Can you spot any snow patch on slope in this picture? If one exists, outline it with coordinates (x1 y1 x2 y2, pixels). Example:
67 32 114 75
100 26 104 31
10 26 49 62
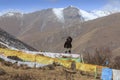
21 50 80 58
52 8 64 23
0 55 48 68
0 41 23 51
0 42 9 48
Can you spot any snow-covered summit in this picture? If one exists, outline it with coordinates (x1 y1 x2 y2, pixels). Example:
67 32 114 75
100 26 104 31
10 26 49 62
79 9 97 21
0 10 23 17
52 6 120 21
2 12 23 17
79 9 120 21
91 10 111 17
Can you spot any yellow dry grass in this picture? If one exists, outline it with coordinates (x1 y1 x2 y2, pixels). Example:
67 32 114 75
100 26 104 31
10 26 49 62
0 61 100 80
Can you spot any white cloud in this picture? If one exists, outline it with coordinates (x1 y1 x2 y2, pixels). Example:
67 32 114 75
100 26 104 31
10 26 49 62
102 0 120 11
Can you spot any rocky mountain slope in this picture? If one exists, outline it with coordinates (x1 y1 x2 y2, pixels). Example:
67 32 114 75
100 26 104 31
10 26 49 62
18 13 120 54
0 28 37 51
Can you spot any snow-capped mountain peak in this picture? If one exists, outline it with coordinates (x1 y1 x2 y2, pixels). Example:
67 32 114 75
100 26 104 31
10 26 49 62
91 10 111 17
3 12 23 17
79 9 120 21
0 10 23 17
52 6 120 21
79 9 97 21
5 12 15 16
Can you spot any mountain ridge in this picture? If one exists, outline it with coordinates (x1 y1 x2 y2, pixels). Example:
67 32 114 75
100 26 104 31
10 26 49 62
0 6 120 21
1 6 120 21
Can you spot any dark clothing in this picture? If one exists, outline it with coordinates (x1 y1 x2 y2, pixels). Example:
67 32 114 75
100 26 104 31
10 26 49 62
64 36 72 48
64 36 72 53
64 41 72 48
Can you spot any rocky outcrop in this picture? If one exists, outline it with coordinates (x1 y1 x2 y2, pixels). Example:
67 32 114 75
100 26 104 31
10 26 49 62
0 28 37 51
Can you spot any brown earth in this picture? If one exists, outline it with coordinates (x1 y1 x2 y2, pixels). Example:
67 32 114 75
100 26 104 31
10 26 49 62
0 61 100 80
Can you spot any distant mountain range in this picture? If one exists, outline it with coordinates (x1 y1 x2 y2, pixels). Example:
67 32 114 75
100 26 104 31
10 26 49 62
0 6 120 54
0 6 119 37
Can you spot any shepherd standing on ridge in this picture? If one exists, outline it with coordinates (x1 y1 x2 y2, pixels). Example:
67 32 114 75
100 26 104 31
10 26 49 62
64 36 72 53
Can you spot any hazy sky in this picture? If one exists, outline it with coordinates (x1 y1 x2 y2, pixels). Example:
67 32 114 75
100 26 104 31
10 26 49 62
0 0 120 12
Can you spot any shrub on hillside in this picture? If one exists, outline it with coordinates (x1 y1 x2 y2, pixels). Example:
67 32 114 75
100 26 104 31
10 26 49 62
0 68 6 75
83 47 112 66
10 74 35 80
112 56 120 69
